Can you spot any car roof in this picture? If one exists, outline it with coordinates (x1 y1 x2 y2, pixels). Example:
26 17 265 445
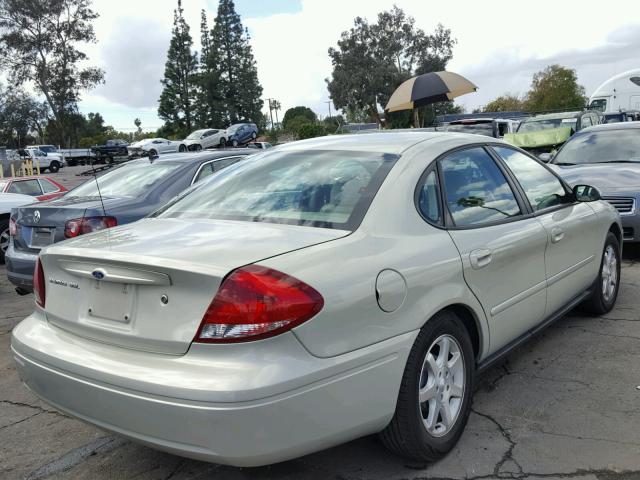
273 131 498 155
5 175 56 181
577 121 640 134
524 111 582 121
129 149 255 165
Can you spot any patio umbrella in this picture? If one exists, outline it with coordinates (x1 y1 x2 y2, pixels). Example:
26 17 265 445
385 71 477 112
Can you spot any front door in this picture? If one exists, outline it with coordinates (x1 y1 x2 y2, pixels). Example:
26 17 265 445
492 146 599 315
439 147 548 354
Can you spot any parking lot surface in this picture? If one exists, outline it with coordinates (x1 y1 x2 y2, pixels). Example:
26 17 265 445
1 169 639 479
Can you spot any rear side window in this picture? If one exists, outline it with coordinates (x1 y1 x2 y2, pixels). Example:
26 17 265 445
417 170 441 224
39 179 60 193
157 150 398 231
493 146 570 212
440 148 521 227
194 163 215 183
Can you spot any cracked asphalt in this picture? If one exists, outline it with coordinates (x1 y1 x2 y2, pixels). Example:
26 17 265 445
1 171 639 478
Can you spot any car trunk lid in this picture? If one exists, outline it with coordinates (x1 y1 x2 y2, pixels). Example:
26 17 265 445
40 218 348 355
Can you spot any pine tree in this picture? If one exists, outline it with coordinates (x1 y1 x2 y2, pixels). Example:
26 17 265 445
158 0 198 138
205 0 263 125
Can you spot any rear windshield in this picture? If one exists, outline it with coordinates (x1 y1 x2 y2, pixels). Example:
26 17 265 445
553 129 640 165
518 118 577 132
444 123 493 136
68 161 182 198
155 150 398 230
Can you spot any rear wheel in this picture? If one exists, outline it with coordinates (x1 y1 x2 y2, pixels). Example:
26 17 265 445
0 218 10 264
251 132 257 140
380 310 474 462
49 161 60 173
219 138 227 148
582 232 621 315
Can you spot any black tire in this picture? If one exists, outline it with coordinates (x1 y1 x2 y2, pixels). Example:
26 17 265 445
232 139 239 147
149 149 158 158
48 161 60 173
179 144 187 152
194 144 202 152
0 218 9 264
219 138 227 148
106 156 114 164
380 310 475 462
251 132 257 140
582 231 621 315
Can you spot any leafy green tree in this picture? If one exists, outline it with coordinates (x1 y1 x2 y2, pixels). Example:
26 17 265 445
0 0 104 146
326 6 455 126
158 0 198 138
483 94 525 112
194 9 225 128
202 0 263 125
297 123 328 140
323 115 345 131
524 65 587 112
0 84 49 147
282 106 317 130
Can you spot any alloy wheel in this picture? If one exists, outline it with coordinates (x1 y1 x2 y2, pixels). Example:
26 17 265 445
0 227 9 255
418 334 465 437
601 244 618 302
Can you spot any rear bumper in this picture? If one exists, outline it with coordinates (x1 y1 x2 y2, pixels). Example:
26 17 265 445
12 313 415 466
5 243 36 291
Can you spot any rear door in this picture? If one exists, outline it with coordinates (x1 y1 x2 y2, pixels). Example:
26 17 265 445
441 146 548 354
492 146 600 315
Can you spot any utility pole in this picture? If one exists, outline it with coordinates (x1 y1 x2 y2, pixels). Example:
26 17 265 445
325 100 332 121
266 98 275 132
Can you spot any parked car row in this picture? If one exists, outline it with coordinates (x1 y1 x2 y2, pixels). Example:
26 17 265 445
8 131 622 468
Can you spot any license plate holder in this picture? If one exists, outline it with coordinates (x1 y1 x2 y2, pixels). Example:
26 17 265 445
88 281 135 323
30 228 54 248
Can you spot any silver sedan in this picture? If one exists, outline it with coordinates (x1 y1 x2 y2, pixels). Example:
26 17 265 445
11 132 621 466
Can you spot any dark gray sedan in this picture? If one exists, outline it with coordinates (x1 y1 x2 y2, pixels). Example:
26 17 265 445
549 122 640 242
6 149 252 292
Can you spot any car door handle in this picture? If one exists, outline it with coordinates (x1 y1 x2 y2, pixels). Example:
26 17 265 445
551 227 565 244
469 249 493 269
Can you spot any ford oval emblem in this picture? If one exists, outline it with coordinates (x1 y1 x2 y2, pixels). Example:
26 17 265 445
34 210 40 223
92 270 105 280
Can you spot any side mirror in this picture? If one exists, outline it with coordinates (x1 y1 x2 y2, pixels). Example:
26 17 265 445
538 152 552 163
573 184 601 202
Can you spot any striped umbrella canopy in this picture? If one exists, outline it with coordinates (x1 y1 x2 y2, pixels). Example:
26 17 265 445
385 71 477 112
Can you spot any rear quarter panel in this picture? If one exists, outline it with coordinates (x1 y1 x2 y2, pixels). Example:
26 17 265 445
262 138 489 360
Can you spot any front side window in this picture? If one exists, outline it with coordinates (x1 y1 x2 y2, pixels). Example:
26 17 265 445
440 148 521 227
194 163 215 183
589 98 607 112
581 115 592 129
8 179 42 196
494 146 570 212
156 150 398 230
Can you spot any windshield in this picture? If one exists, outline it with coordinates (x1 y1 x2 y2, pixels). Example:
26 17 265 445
186 130 205 140
39 146 57 153
155 149 398 230
589 99 607 112
227 125 242 133
68 161 182 198
553 129 640 165
444 123 493 136
518 118 577 132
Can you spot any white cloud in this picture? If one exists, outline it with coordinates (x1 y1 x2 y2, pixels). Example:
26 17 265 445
77 0 640 129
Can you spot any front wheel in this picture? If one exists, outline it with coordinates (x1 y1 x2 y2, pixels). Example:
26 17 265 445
380 310 475 462
251 132 257 140
231 139 239 147
148 149 158 158
48 161 60 173
582 232 621 315
0 218 9 263
179 144 187 152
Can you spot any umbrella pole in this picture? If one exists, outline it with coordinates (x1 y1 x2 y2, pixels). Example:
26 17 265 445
413 108 420 128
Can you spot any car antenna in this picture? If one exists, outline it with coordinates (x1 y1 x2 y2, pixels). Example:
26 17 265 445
89 151 107 217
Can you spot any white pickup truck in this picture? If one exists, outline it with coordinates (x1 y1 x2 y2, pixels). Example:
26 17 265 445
27 144 95 166
19 148 64 173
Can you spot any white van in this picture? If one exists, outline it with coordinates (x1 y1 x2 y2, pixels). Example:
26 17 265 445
589 68 640 113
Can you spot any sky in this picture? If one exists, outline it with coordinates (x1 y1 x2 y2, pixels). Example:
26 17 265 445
77 0 640 131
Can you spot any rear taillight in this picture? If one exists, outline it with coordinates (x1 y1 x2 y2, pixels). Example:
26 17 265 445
9 217 16 236
64 216 117 238
194 265 324 343
34 258 46 308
